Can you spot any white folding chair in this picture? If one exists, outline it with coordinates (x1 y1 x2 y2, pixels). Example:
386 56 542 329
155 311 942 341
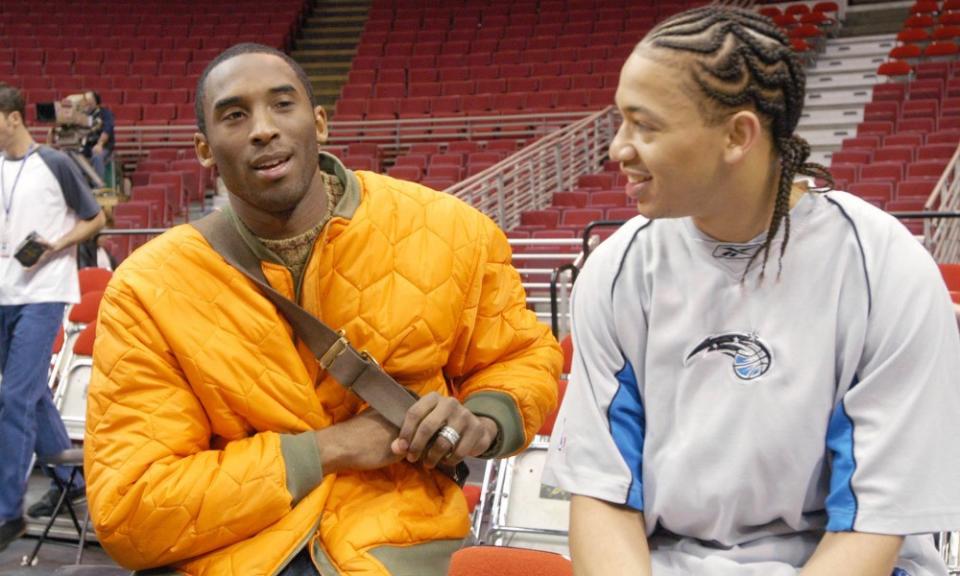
474 380 570 555
940 531 959 575
57 320 97 441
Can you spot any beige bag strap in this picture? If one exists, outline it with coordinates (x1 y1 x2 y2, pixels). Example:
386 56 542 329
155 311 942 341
192 211 468 485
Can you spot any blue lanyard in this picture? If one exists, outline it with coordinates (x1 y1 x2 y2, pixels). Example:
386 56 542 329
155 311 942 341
1 144 38 219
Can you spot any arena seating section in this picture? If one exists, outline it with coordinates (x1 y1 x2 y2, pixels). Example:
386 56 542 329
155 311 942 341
0 0 306 126
2 0 957 255
831 0 960 222
0 0 309 259
333 0 710 179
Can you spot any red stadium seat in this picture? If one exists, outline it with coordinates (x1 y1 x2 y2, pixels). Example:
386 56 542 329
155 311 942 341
832 150 873 164
897 179 936 198
560 208 604 228
877 60 913 81
907 160 949 180
860 162 905 182
874 147 915 164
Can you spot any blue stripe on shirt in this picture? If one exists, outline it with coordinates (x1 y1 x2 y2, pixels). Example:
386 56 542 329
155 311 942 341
608 359 645 510
825 397 859 531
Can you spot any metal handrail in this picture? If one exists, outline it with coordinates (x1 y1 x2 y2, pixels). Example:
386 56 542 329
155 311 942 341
446 106 619 229
28 109 593 166
924 142 960 263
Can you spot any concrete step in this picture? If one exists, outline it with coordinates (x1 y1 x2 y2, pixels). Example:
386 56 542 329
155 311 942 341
297 38 360 50
304 15 366 25
292 49 356 63
309 7 368 18
808 148 835 166
808 55 886 76
300 26 364 38
798 126 858 148
797 107 863 129
822 35 896 59
303 61 352 73
805 71 882 92
804 88 873 110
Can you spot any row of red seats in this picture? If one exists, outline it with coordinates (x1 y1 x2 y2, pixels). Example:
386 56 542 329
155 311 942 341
865 97 960 120
902 14 960 29
368 1 695 20
519 206 639 231
859 116 960 136
897 26 960 43
370 9 653 26
0 35 259 52
910 0 960 15
350 56 623 77
0 12 298 26
358 32 631 57
348 63 611 86
832 160 950 186
0 22 292 39
2 48 233 65
757 2 840 17
769 12 838 29
0 0 304 11
2 60 219 78
334 90 614 121
15 75 197 92
362 23 640 46
874 76 958 100
17 86 193 106
890 41 960 61
387 149 512 182
343 76 617 100
834 144 955 166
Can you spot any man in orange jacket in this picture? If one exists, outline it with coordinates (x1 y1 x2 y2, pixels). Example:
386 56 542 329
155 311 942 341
85 43 561 575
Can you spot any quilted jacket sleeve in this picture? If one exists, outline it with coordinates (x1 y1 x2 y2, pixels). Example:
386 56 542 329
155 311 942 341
84 278 294 570
447 214 562 457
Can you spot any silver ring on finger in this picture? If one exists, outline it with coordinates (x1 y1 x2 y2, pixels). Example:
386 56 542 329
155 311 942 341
437 425 461 448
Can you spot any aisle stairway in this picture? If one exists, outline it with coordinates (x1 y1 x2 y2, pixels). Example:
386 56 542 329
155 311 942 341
798 33 898 165
291 0 370 111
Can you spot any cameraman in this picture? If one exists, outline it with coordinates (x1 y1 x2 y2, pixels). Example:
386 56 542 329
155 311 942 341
82 91 114 182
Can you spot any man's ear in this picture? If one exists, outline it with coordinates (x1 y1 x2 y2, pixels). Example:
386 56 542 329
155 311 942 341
194 132 216 169
314 105 329 145
723 110 763 165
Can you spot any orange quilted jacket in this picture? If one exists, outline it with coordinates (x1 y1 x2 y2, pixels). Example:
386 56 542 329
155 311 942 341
85 163 561 575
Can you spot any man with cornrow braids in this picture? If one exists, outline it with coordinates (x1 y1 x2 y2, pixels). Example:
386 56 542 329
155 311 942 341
543 7 960 576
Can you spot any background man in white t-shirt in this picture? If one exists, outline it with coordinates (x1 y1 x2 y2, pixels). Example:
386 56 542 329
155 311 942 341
0 83 105 552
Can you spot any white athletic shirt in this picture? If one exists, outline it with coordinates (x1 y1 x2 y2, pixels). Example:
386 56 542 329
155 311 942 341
542 191 960 575
0 146 100 305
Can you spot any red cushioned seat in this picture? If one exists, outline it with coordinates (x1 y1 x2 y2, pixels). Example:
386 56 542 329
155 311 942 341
874 146 915 163
907 159 949 179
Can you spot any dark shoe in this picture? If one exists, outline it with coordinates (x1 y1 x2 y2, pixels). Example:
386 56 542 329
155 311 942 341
26 486 85 518
0 517 26 553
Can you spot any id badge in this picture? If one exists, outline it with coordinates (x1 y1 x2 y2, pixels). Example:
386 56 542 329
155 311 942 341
0 229 10 258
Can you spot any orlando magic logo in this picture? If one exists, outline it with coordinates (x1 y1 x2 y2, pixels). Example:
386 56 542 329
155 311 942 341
685 332 772 380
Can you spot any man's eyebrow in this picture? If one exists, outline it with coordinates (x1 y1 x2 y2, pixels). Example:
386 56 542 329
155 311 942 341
212 85 299 114
269 84 298 96
212 95 243 114
623 104 666 124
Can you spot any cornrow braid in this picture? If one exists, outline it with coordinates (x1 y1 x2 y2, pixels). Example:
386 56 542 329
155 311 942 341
641 7 835 278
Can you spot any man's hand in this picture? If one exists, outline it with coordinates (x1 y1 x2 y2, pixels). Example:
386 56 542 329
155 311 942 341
93 143 104 156
25 237 54 272
391 392 498 469
314 410 404 476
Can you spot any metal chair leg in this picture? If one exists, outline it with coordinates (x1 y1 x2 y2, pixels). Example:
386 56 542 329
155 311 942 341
21 466 84 567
